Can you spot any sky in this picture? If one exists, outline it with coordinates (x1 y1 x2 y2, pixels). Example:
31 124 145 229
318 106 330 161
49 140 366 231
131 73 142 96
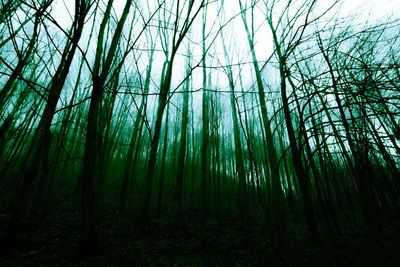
0 0 397 140
50 0 399 80
47 0 399 125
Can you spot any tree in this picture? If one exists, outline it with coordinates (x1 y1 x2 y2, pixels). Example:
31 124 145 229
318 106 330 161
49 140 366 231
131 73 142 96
140 0 204 224
81 0 134 252
1 0 89 247
239 0 285 238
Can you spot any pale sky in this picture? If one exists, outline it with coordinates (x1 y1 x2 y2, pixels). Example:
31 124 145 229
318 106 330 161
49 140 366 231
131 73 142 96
48 0 399 125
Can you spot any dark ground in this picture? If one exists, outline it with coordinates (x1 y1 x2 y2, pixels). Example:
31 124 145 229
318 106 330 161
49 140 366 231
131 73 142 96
1 192 400 266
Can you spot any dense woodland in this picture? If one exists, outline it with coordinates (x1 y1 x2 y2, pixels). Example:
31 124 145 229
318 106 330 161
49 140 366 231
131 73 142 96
1 0 400 265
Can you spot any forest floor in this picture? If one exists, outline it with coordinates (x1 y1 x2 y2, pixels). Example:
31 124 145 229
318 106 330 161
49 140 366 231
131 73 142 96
1 192 400 266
